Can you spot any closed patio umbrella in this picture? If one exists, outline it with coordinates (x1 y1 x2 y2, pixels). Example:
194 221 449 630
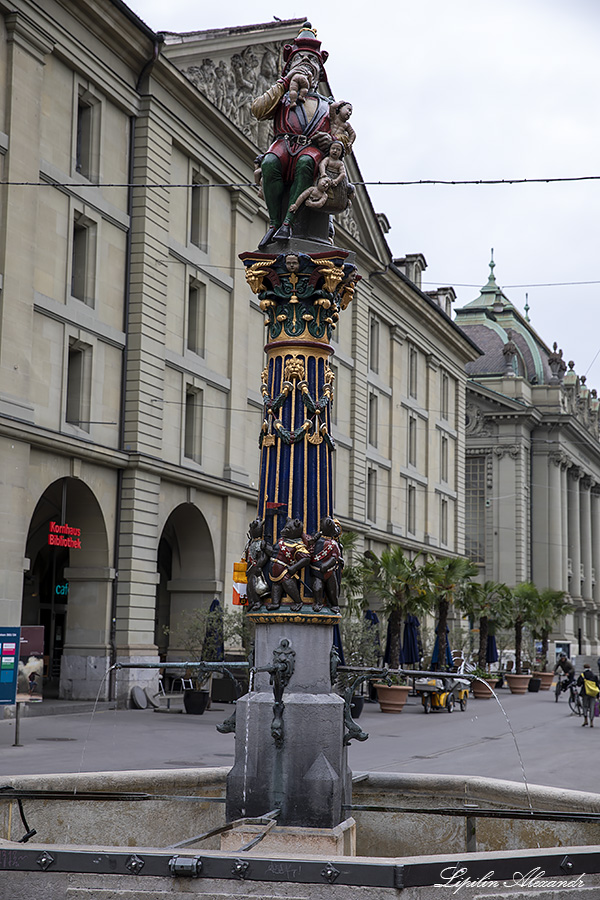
402 614 420 665
486 633 499 665
332 622 345 666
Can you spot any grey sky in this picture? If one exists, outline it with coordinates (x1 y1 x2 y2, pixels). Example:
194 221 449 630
130 0 600 381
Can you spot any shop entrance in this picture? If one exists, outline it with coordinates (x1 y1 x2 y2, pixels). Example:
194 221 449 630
22 477 109 696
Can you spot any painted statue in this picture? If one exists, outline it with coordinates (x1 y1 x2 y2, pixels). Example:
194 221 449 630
309 517 343 614
245 517 271 611
289 175 333 213
329 100 356 149
319 141 347 187
251 22 354 249
268 518 311 612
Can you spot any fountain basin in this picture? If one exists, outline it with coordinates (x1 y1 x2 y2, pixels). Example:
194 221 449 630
2 768 600 857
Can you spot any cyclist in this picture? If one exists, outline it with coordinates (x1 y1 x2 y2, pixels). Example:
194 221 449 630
554 653 574 683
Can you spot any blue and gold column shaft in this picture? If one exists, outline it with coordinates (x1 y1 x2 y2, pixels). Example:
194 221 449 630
241 250 358 605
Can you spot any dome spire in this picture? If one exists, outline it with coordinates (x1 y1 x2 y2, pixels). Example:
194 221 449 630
482 248 498 293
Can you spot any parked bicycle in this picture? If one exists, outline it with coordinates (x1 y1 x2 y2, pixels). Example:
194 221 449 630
555 674 583 715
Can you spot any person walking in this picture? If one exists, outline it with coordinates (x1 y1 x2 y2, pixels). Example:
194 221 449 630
577 662 600 727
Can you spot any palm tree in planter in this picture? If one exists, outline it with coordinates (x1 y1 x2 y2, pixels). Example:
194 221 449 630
529 587 573 680
338 531 364 614
460 580 511 669
423 556 479 671
496 583 538 690
361 547 430 669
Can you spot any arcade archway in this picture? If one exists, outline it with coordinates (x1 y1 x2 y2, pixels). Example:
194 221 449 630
155 503 218 659
22 478 109 695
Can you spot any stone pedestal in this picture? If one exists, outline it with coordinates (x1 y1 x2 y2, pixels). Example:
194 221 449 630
226 620 351 828
221 817 356 856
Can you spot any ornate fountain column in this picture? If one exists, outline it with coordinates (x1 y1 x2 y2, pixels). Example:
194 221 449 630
241 250 355 554
225 22 361 833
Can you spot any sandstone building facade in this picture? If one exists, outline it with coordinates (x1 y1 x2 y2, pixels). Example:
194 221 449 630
456 259 600 659
0 0 477 701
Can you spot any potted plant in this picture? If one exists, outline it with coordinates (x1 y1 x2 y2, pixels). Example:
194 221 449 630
529 588 573 689
167 601 252 714
469 666 496 699
337 608 381 718
422 556 479 672
460 580 511 669
361 547 431 669
373 674 411 713
492 584 536 693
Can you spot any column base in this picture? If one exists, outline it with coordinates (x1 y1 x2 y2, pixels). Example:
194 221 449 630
226 691 351 828
221 817 356 857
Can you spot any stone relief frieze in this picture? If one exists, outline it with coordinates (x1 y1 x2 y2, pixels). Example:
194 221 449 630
465 402 490 436
182 43 282 146
335 205 360 240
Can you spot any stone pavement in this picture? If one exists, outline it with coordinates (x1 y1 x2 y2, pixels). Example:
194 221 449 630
0 686 592 792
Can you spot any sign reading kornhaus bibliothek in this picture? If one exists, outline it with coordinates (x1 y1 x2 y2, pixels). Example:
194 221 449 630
48 521 82 549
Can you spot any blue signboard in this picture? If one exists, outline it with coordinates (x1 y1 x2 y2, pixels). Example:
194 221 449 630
0 627 20 705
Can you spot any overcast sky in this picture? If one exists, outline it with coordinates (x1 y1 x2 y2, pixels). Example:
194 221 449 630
130 0 600 383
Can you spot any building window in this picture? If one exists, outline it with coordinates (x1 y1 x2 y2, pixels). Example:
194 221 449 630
187 279 206 355
368 392 378 447
184 387 203 464
408 416 417 466
407 484 416 535
369 316 379 373
441 497 449 546
71 213 96 306
66 339 91 431
75 89 99 182
190 170 209 250
465 456 486 562
441 372 449 420
441 435 449 483
408 345 418 399
367 468 377 521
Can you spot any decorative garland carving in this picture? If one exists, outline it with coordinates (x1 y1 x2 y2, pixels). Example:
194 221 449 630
493 444 520 460
241 250 359 344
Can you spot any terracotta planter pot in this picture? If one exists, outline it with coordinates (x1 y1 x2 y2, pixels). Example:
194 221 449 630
471 679 494 699
536 671 554 691
374 683 411 713
505 674 530 695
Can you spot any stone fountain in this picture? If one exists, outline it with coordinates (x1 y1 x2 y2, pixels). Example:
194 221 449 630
224 22 360 848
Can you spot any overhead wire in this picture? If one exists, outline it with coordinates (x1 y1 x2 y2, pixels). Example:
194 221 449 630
3 174 600 188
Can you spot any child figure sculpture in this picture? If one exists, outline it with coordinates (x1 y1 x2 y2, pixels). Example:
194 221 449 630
319 141 347 187
309 517 343 614
288 175 332 214
245 517 270 611
329 100 356 149
268 518 310 612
